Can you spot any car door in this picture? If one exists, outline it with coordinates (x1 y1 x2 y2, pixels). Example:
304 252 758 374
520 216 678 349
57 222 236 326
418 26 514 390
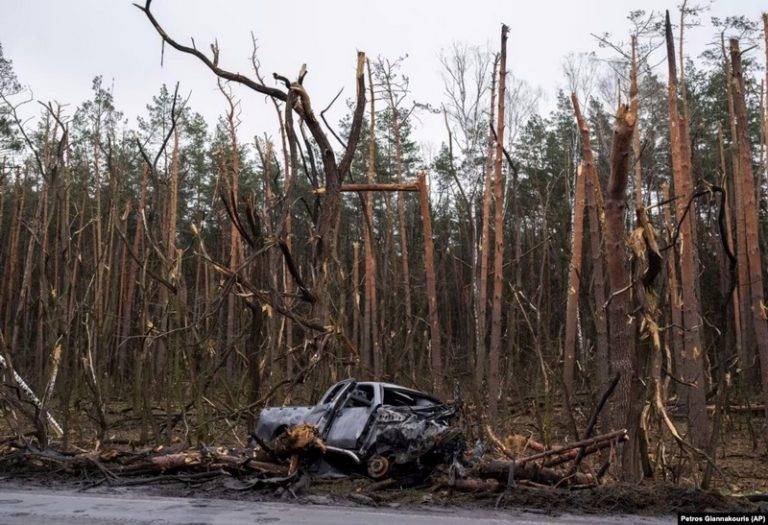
324 383 377 449
308 379 356 430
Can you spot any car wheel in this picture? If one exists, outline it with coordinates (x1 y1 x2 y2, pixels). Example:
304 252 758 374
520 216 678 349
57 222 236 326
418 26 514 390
366 455 390 479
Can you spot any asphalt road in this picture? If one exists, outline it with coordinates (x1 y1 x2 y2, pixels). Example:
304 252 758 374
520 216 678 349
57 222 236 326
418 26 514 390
0 487 673 524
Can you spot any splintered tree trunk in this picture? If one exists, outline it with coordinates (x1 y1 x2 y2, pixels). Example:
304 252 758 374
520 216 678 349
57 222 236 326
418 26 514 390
563 163 586 397
261 141 279 380
475 56 498 396
363 60 380 377
722 35 753 373
167 130 180 268
225 108 241 377
604 102 637 479
418 172 441 392
666 12 709 447
571 94 610 391
311 52 367 332
488 24 508 419
717 123 743 361
662 183 685 381
730 38 768 414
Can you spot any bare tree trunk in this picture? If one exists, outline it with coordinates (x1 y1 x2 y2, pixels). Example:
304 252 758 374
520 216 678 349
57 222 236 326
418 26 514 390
563 163 586 397
3 175 25 336
418 172 441 392
121 167 148 357
364 60 381 378
662 183 685 384
720 35 753 371
488 24 508 418
0 162 5 262
223 91 241 378
730 38 768 417
666 11 709 447
284 209 294 381
10 185 46 358
717 123 743 363
764 14 768 229
571 95 610 391
604 100 637 479
35 186 51 385
475 56 498 398
506 165 522 392
352 241 361 352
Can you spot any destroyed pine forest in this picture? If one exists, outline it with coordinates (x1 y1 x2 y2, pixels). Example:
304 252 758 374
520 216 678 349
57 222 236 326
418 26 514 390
1 1 768 515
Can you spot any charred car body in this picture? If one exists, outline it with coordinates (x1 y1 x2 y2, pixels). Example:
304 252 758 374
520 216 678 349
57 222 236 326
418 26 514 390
254 379 463 478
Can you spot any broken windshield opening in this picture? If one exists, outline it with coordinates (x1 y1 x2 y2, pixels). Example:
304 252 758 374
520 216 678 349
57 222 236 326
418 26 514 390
344 384 374 408
382 388 436 407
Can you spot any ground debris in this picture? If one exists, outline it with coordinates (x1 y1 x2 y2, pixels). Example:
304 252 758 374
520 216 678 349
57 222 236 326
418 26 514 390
1 435 762 516
436 426 628 492
0 440 291 487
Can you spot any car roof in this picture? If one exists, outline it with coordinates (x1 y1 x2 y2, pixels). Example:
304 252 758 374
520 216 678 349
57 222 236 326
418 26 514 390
356 381 442 403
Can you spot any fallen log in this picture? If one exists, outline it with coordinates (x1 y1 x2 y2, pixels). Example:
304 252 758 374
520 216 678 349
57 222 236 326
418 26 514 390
2 445 289 481
504 434 547 454
0 353 63 436
474 459 594 486
541 435 627 468
515 429 627 466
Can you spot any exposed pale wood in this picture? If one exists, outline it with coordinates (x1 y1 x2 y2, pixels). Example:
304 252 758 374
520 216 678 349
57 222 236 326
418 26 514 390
488 24 508 418
721 34 752 369
730 38 768 416
665 10 709 448
363 59 381 377
563 163 587 397
475 55 498 397
571 94 610 391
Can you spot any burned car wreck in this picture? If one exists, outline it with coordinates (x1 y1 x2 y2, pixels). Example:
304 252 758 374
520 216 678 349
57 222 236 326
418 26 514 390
253 379 463 479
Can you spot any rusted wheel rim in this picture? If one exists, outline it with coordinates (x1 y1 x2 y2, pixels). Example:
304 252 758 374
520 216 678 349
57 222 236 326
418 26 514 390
367 455 390 479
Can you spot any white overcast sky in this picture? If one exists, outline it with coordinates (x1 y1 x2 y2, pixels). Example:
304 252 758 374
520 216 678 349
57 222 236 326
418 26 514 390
1 0 766 153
